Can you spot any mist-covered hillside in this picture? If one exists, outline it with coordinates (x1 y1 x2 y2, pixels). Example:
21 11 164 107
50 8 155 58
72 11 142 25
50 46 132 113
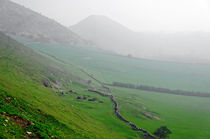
71 15 210 62
0 0 90 45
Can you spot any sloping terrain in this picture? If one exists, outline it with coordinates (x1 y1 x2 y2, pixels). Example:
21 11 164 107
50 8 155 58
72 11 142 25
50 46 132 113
26 40 210 139
71 15 137 55
71 15 210 62
0 32 140 138
27 42 210 93
0 0 90 45
0 90 81 138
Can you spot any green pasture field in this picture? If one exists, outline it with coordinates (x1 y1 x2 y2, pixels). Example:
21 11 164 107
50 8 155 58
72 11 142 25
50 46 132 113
26 43 210 93
110 86 210 139
24 42 210 138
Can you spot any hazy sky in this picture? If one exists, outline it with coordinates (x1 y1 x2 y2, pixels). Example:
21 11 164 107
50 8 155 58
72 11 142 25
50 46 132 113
11 0 210 32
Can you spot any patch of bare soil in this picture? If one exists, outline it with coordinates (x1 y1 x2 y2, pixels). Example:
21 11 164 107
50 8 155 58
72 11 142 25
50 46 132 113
136 104 147 110
9 116 31 128
143 112 160 120
9 116 39 139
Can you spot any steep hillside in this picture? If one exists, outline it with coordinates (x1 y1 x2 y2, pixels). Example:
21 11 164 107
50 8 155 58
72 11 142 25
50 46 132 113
0 31 82 138
0 32 140 138
0 0 90 45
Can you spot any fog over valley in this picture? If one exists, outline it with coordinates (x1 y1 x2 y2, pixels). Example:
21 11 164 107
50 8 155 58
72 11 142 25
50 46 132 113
71 15 210 62
10 0 210 62
1 1 210 138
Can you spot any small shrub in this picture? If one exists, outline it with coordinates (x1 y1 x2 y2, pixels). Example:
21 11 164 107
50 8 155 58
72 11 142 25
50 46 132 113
153 126 172 139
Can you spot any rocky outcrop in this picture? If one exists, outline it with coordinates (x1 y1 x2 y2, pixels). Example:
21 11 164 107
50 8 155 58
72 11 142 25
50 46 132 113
83 96 88 99
69 90 77 94
88 97 97 101
77 96 82 100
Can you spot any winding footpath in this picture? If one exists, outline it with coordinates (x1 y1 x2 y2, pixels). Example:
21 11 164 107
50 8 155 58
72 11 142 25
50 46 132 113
80 69 155 138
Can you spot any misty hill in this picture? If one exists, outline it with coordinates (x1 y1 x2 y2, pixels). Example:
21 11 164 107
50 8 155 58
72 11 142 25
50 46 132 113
71 15 138 54
0 0 89 45
71 15 210 62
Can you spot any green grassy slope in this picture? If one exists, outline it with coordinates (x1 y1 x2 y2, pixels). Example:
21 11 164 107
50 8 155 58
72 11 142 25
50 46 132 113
24 41 210 138
0 33 140 138
26 43 210 93
0 89 80 138
111 87 210 139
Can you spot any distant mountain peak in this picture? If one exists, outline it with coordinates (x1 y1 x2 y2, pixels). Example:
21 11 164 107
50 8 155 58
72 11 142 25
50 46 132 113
86 14 109 19
70 14 210 62
85 15 118 22
72 15 132 33
70 15 136 55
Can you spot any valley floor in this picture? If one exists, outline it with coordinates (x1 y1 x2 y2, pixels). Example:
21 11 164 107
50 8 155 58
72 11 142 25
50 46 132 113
2 37 210 138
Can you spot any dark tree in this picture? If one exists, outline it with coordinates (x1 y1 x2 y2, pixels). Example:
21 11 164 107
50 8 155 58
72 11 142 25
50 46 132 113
153 126 172 139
